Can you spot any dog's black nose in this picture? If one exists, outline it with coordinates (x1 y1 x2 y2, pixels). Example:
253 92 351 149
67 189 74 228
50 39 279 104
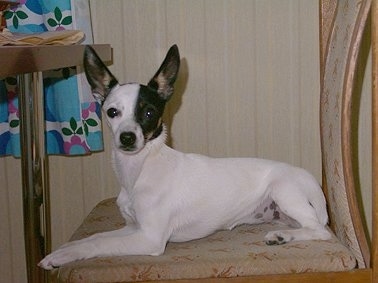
120 132 136 147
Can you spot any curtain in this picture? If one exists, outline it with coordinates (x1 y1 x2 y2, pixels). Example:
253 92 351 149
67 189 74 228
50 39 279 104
0 0 103 156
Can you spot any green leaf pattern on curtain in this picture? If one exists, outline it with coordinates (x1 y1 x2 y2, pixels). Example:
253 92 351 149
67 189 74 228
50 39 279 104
0 0 103 156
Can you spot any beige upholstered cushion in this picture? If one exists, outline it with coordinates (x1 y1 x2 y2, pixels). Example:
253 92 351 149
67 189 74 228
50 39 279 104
58 198 356 282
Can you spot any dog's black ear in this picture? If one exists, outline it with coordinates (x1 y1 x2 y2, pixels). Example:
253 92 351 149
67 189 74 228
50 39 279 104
148 44 180 100
83 46 118 103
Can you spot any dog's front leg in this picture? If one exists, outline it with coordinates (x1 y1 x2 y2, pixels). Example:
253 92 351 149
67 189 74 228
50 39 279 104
39 225 167 270
58 223 138 249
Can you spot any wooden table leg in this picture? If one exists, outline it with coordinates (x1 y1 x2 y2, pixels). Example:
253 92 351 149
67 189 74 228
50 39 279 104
19 72 51 283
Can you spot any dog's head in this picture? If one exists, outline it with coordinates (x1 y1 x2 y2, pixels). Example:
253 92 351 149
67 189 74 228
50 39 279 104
83 45 180 154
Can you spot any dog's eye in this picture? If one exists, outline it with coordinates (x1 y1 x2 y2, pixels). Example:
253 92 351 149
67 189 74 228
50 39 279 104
107 108 119 118
144 107 155 120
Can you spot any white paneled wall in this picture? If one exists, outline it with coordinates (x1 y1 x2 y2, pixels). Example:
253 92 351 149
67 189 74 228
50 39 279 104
90 0 322 173
0 1 372 282
0 158 24 282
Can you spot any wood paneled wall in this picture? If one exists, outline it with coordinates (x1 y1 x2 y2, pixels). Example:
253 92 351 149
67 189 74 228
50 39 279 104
0 1 371 282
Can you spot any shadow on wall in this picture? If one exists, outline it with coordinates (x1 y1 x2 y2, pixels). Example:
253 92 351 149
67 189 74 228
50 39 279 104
164 57 188 147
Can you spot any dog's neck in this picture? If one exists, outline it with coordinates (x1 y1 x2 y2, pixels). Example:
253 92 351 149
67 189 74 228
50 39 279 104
112 125 168 193
150 124 163 141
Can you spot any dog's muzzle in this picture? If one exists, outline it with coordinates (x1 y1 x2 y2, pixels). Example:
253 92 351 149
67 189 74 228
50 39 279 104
120 131 137 149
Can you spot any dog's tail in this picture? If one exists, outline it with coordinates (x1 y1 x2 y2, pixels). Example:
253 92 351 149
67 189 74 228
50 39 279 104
270 166 329 227
306 178 329 226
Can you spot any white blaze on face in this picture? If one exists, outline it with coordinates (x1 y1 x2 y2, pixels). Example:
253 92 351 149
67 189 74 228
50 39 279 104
103 83 145 153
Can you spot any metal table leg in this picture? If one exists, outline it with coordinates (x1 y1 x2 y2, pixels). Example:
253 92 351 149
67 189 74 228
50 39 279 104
19 72 51 283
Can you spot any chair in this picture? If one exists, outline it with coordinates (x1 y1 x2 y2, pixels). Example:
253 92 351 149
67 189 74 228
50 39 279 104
55 0 378 282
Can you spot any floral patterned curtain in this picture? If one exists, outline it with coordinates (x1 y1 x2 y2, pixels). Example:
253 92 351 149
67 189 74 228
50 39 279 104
0 0 103 156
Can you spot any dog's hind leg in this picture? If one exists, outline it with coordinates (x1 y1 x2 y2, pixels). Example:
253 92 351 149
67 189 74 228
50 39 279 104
264 180 331 245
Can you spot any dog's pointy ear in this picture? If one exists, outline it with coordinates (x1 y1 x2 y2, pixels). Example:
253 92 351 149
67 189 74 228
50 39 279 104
83 46 118 103
148 44 180 101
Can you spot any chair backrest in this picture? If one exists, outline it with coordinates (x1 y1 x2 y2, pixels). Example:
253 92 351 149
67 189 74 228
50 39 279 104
319 0 371 268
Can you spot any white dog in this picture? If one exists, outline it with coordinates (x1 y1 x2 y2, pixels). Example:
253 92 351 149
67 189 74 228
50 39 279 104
39 44 331 270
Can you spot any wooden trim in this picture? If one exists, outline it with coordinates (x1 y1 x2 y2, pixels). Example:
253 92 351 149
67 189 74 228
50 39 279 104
371 0 378 279
319 0 338 232
319 0 338 77
341 0 372 268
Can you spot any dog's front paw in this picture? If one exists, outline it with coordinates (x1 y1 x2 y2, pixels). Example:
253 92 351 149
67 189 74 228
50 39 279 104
38 252 63 270
264 230 294 245
38 241 93 270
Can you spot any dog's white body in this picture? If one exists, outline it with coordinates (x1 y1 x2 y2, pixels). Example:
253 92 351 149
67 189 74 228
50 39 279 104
115 126 329 246
39 45 331 270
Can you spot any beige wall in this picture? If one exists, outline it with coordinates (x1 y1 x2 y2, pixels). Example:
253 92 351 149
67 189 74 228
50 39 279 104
0 1 371 282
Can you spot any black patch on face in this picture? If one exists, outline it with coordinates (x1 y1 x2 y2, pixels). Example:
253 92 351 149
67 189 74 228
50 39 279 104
135 85 167 139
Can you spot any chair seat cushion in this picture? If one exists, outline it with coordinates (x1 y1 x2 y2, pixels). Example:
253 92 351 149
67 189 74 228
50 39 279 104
58 198 357 282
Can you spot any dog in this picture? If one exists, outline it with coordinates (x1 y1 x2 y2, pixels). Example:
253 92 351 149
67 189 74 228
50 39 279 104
39 44 331 270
